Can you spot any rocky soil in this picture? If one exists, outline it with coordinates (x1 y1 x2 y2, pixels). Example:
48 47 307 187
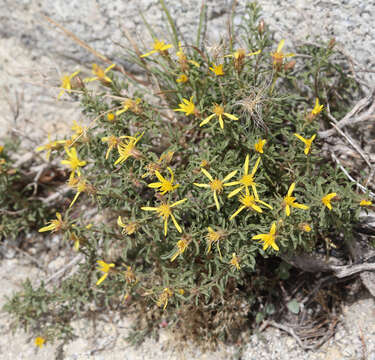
0 0 374 359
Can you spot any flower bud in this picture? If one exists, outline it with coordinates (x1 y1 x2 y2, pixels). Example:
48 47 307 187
258 19 265 35
284 60 296 71
328 38 336 49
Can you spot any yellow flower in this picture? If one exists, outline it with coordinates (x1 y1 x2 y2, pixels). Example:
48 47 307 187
270 39 295 67
38 212 64 233
140 39 172 58
141 199 187 236
225 48 261 59
61 147 87 180
294 133 316 155
68 177 94 208
107 112 115 121
200 103 238 130
174 96 196 116
101 135 128 159
230 193 272 220
0 145 3 153
206 226 226 258
176 42 200 70
158 151 174 164
170 236 190 262
36 135 66 160
311 98 324 116
84 63 115 83
209 63 224 76
299 223 312 232
96 260 115 285
230 253 240 270
252 222 279 251
283 183 309 216
71 120 87 140
58 70 80 99
193 168 237 210
156 288 173 310
176 74 188 83
70 233 82 251
322 193 337 210
148 167 179 194
226 155 261 199
117 216 138 235
254 139 266 154
123 265 137 284
360 199 372 206
116 98 142 116
114 132 144 165
35 336 46 349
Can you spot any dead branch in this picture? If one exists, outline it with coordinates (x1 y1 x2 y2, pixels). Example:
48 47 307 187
44 254 84 285
331 153 375 198
319 88 375 139
331 263 375 279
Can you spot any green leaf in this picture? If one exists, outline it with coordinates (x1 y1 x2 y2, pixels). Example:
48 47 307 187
287 299 300 314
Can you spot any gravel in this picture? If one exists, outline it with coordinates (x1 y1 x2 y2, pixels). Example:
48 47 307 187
0 0 374 359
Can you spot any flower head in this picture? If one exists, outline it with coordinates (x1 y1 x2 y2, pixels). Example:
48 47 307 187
38 212 65 233
101 135 128 159
299 223 312 232
117 216 138 235
176 42 200 70
225 48 261 72
209 63 224 76
283 183 309 216
194 168 237 210
123 265 137 284
148 167 179 194
71 120 87 141
226 155 261 199
35 337 46 349
311 98 324 116
271 39 295 67
58 70 80 99
116 98 142 116
206 226 226 258
68 177 94 208
360 199 372 207
36 134 66 160
170 235 190 262
141 198 187 236
252 222 279 251
114 132 144 165
322 193 337 210
84 63 115 84
107 112 115 122
156 288 173 310
294 133 316 155
96 260 115 285
200 103 238 130
176 74 188 83
141 39 172 58
174 96 196 116
230 253 240 270
61 147 87 180
254 139 266 154
70 233 82 251
230 193 272 220
225 48 261 60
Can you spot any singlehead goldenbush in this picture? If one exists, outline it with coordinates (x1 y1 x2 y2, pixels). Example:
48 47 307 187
4 1 373 350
